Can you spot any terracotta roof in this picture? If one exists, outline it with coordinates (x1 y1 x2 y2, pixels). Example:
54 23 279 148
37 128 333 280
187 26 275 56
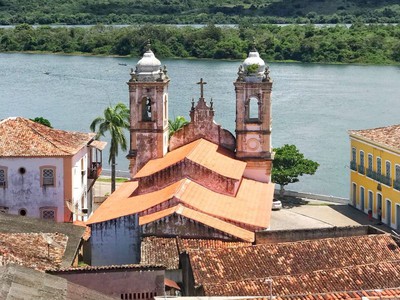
177 238 251 253
90 139 107 150
141 236 180 270
189 234 400 292
140 204 255 242
349 124 400 151
140 236 251 271
0 117 95 156
0 232 68 271
203 261 400 297
165 278 181 290
87 178 273 231
135 138 246 180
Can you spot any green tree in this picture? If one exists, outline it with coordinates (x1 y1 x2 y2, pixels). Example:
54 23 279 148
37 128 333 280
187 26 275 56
272 144 319 199
168 116 189 139
90 103 130 193
30 116 52 128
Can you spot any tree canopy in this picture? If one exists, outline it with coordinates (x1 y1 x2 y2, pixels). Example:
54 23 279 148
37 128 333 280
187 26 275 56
30 116 52 128
168 116 189 139
90 102 130 193
272 144 319 198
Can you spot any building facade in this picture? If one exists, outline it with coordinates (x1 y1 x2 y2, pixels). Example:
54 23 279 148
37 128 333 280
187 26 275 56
349 125 400 229
0 117 105 222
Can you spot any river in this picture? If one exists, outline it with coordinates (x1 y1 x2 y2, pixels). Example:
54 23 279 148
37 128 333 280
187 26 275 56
1 53 400 198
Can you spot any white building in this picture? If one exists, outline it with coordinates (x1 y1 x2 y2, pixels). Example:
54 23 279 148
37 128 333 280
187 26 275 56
0 117 105 222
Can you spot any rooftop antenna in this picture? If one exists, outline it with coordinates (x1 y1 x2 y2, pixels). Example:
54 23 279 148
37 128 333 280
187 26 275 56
41 233 63 258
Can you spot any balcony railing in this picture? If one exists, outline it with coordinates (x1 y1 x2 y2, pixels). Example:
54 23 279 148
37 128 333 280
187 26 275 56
377 174 391 186
393 179 400 191
88 162 102 179
357 164 365 175
366 168 374 179
350 161 357 171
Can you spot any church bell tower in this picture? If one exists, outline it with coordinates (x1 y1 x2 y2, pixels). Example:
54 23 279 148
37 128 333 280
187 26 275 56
127 44 170 178
234 48 273 183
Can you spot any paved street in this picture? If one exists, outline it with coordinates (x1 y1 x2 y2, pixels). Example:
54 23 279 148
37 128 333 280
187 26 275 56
270 198 393 233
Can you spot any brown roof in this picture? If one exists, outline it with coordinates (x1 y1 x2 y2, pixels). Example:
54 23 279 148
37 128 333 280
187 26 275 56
47 264 165 273
140 236 252 271
135 139 246 180
0 117 95 156
141 236 180 270
203 261 400 297
0 232 68 271
190 234 400 295
140 204 256 242
349 124 400 151
87 178 273 241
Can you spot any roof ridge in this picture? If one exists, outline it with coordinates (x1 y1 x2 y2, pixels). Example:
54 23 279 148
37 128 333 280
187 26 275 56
22 118 71 155
186 138 204 157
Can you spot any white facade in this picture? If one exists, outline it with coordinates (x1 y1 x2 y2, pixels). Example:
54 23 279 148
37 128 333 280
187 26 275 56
0 148 90 222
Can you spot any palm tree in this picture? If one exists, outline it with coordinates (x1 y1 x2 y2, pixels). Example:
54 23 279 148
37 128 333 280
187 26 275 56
90 103 130 193
168 116 189 139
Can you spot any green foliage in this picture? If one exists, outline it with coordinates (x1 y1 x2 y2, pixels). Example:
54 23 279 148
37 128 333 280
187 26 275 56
30 117 52 128
0 0 399 25
246 63 259 74
272 144 319 197
168 116 189 139
1 24 400 64
90 102 130 192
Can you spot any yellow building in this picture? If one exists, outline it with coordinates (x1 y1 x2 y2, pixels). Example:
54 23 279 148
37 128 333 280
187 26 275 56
349 125 400 230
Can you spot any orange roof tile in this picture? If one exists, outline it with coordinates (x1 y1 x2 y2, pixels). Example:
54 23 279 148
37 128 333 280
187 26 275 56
349 124 400 151
0 117 95 157
140 204 255 242
87 178 274 229
135 139 246 180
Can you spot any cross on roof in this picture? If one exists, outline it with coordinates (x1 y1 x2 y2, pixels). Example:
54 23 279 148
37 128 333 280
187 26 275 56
197 78 207 99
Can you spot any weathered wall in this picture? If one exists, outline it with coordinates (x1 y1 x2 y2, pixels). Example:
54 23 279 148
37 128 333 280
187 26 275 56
142 214 231 240
255 225 380 244
169 98 235 152
137 159 238 196
89 215 141 266
71 147 89 222
0 157 64 221
52 268 165 299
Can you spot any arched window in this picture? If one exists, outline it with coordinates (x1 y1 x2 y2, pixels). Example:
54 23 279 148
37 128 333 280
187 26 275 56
142 97 152 121
246 96 260 122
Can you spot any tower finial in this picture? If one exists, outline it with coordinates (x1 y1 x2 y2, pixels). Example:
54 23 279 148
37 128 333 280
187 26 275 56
146 39 151 51
196 78 207 99
252 37 257 52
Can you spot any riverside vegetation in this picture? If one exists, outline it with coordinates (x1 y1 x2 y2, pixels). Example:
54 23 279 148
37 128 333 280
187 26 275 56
0 0 399 25
1 23 400 64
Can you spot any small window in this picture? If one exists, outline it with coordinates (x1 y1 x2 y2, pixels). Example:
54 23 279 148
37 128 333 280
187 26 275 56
386 161 391 178
377 157 382 174
368 154 373 169
359 151 364 166
142 96 152 121
41 166 56 187
19 208 27 216
0 206 9 214
246 96 260 122
40 207 57 221
0 167 7 188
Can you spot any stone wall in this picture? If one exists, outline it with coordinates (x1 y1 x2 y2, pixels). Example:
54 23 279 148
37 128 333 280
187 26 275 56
255 225 383 244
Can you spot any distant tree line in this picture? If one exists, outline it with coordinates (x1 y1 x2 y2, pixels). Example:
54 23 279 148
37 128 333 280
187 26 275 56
1 23 400 64
0 0 399 25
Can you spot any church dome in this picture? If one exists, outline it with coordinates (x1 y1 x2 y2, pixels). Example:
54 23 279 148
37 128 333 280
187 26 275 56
136 49 161 74
242 50 265 75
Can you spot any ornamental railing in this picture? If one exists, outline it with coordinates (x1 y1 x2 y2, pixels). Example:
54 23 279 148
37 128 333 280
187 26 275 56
357 164 365 175
350 161 357 171
393 179 400 191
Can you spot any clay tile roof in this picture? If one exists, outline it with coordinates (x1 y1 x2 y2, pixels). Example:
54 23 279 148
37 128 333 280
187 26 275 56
349 124 400 151
177 238 252 253
135 138 246 180
0 117 95 156
141 236 180 270
203 261 400 297
0 232 68 271
140 204 255 242
47 264 165 273
87 178 273 231
189 234 400 291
